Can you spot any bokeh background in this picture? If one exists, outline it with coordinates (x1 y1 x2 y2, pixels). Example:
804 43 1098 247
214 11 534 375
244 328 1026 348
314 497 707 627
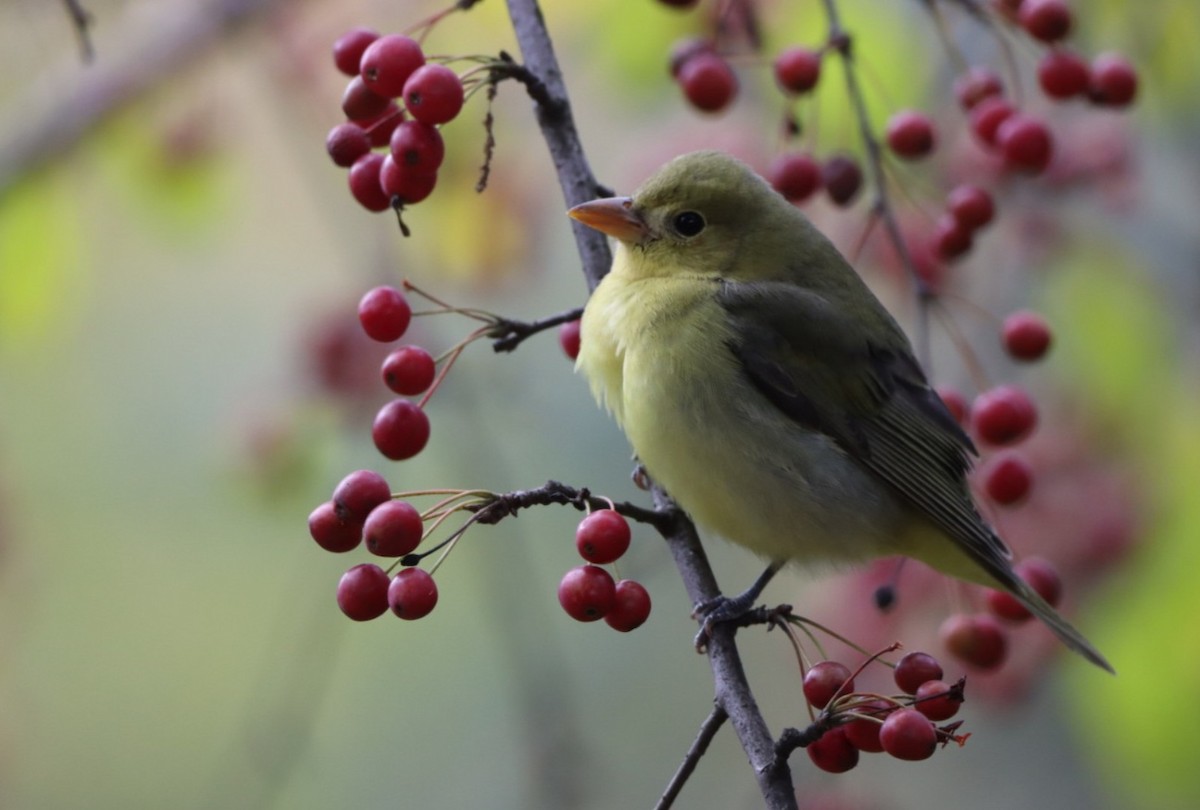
1 1 1198 808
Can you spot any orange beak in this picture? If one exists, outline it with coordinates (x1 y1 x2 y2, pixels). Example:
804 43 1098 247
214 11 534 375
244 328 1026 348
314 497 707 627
567 197 650 244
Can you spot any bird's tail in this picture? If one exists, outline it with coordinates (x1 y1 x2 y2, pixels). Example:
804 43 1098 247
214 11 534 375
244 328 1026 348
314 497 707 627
1007 574 1114 674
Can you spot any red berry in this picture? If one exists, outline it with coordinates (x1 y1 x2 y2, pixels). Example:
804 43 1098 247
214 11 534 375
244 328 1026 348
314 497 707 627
972 385 1037 445
1019 0 1072 43
894 651 944 695
363 500 424 557
559 319 581 360
354 104 405 148
822 155 863 206
308 501 363 553
575 509 632 564
930 214 973 262
359 34 425 98
914 680 962 721
379 154 438 205
768 152 822 203
389 120 445 172
605 579 652 632
372 399 431 460
333 28 379 77
954 66 1003 109
668 38 711 78
773 47 822 94
341 75 392 121
381 345 437 395
997 114 1054 173
842 699 892 753
337 563 390 621
885 110 937 159
940 613 1008 670
987 557 1063 622
403 64 465 125
803 661 854 709
388 567 438 619
348 153 391 213
1089 53 1138 107
677 52 738 113
879 708 938 761
331 469 392 523
937 386 969 427
326 123 370 168
969 97 1016 146
358 285 412 342
946 184 995 231
983 450 1034 505
1038 49 1090 100
557 565 617 622
807 727 859 773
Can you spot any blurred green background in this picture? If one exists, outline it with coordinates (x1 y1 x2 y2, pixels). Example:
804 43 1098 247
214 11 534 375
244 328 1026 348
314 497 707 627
1 1 1198 808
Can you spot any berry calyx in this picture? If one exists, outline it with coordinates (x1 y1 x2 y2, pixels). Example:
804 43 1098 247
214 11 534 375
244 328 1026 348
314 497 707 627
773 47 822 95
372 399 431 460
403 64 465 125
381 345 437 395
807 727 859 773
332 469 392 523
982 450 1034 505
358 285 412 342
559 319 581 360
558 565 617 622
987 557 1064 622
940 613 1008 670
913 680 962 721
1089 53 1138 107
388 567 439 619
879 708 938 761
605 579 652 632
677 52 738 112
359 34 426 98
309 501 363 553
894 651 944 695
885 110 937 160
363 500 424 557
822 155 863 206
337 563 390 621
333 28 379 77
972 385 1038 446
803 661 854 709
575 509 632 564
768 152 822 203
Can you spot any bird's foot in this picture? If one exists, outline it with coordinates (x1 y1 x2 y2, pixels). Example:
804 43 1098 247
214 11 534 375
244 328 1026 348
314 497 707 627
691 561 784 651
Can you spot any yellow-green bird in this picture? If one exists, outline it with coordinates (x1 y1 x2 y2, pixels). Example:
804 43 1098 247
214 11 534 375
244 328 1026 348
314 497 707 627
569 150 1111 673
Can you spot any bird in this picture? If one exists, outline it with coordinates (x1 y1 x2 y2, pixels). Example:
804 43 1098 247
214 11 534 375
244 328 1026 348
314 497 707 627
567 150 1111 672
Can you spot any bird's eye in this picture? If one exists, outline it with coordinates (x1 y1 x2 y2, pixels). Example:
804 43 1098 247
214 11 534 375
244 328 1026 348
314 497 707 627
671 210 706 238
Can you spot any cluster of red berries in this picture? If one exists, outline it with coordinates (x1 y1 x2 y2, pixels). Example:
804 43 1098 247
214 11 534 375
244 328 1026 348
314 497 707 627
308 469 439 622
558 510 652 632
803 651 965 773
325 28 466 213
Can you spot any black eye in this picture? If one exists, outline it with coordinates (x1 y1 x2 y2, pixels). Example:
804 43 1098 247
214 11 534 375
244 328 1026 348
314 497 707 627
672 210 706 237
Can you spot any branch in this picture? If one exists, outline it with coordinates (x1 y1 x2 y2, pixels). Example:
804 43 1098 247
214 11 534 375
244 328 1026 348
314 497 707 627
62 0 95 62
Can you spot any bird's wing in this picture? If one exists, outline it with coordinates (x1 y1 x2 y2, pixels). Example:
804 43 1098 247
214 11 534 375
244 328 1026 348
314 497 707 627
717 279 1015 571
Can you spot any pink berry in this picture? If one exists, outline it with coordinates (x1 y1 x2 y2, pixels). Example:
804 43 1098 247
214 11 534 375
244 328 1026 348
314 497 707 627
372 399 431 460
987 557 1063 622
946 184 995 231
359 34 426 98
575 509 632 564
388 568 438 619
358 285 412 342
381 345 437 395
773 47 822 94
559 319 581 360
605 579 652 632
914 680 962 721
807 727 859 773
1038 49 1090 100
677 52 738 112
341 75 392 121
1019 0 1073 43
332 469 392 523
930 214 973 262
954 66 1003 109
972 385 1038 446
1089 53 1138 107
969 97 1016 147
983 450 1034 505
348 153 391 213
337 563 390 621
879 708 938 761
803 661 854 709
822 155 862 206
333 28 379 77
557 565 617 622
940 613 1008 670
1002 309 1053 361
389 120 445 172
768 152 822 203
894 651 944 695
403 64 465 125
379 154 438 205
308 501 363 553
364 500 424 557
326 123 370 168
997 114 1054 173
885 110 937 159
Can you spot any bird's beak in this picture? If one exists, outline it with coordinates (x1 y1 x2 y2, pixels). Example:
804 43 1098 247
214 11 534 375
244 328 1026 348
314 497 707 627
568 197 650 245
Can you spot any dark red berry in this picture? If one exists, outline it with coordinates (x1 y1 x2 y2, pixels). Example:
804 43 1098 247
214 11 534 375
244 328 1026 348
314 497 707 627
940 613 1008 670
807 727 859 773
326 123 370 168
946 185 995 231
389 120 445 172
987 557 1063 622
914 679 962 721
559 319 581 360
1038 49 1090 100
773 47 822 94
308 501 363 553
894 651 944 695
332 469 392 523
803 661 854 709
969 97 1016 146
768 152 822 202
403 64 465 125
354 104 405 147
1089 53 1138 107
930 214 973 262
1002 310 1052 361
341 75 392 121
937 386 969 427
605 579 652 632
348 153 391 213
983 450 1034 505
954 66 1003 109
372 399 431 460
363 500 424 557
379 155 438 205
880 708 938 760
886 110 937 159
972 385 1037 445
677 52 738 113
388 568 438 619
337 563 390 621
381 345 437 395
842 699 892 753
1019 0 1072 43
358 285 412 342
359 34 425 98
333 28 379 77
575 509 632 564
822 155 863 206
557 565 617 622
997 114 1054 174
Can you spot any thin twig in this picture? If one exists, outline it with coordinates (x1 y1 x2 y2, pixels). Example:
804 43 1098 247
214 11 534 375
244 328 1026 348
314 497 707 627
655 704 729 810
62 0 95 62
490 306 583 353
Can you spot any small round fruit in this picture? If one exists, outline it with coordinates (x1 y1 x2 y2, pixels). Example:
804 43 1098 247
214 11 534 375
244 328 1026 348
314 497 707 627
773 47 822 94
363 500 424 557
389 120 445 172
332 469 392 522
768 152 822 203
559 319 582 360
1019 0 1073 43
913 680 962 721
372 399 431 460
880 708 938 761
946 185 995 231
969 97 1016 147
403 64 465 125
930 214 973 262
360 34 425 98
677 52 738 112
326 123 370 168
842 699 892 753
333 28 380 77
996 114 1054 174
937 386 969 427
358 285 412 342
381 345 437 395
309 501 363 553
972 385 1038 446
341 75 392 121
575 509 632 564
807 727 859 773
388 567 439 619
940 613 1008 670
822 155 863 206
605 580 652 632
987 557 1063 622
337 563 390 621
558 565 617 622
1038 49 1090 100
348 153 391 213
954 66 1003 109
1089 53 1138 107
885 110 937 159
894 651 944 695
803 661 854 709
379 155 438 205
983 450 1034 505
